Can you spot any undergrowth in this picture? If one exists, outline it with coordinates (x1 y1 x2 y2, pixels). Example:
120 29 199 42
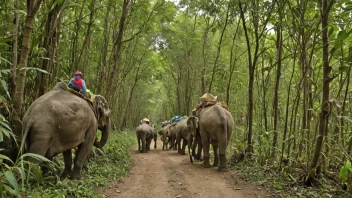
20 130 135 198
228 156 351 198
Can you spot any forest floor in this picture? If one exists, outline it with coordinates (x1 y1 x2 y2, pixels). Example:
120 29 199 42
98 140 274 198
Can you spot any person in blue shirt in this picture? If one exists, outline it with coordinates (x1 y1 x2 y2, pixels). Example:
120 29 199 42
68 71 87 95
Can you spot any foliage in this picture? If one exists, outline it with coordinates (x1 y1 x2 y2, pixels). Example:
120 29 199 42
340 160 352 188
21 130 135 197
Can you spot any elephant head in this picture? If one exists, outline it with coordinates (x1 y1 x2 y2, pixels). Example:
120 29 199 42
93 95 111 148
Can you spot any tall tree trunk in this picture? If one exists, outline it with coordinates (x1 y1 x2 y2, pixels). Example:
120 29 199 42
10 0 19 100
96 1 112 94
37 0 67 97
105 0 130 103
12 0 43 139
272 13 283 158
201 17 214 95
309 0 334 180
226 18 241 105
208 2 229 93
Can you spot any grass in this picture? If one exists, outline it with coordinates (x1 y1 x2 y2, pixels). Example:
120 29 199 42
18 130 136 198
228 155 352 198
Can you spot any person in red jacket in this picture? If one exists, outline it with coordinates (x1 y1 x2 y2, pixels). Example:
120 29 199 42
68 71 87 95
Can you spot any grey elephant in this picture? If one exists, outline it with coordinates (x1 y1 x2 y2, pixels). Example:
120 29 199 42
136 123 156 153
195 104 234 171
20 82 111 180
159 124 171 150
168 124 178 150
174 119 189 155
187 116 203 162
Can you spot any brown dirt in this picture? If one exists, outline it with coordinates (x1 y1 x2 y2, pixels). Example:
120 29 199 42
99 140 271 198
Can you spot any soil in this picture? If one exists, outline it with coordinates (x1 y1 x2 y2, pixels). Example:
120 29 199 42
98 140 271 198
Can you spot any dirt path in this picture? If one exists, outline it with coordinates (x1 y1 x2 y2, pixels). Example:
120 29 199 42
100 140 270 198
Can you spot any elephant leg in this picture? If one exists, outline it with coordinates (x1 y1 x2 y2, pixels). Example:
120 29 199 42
177 138 181 154
201 135 211 168
217 137 228 172
61 150 72 179
181 140 187 155
71 128 96 179
212 143 219 167
196 137 203 160
154 136 157 149
142 136 146 153
137 137 141 151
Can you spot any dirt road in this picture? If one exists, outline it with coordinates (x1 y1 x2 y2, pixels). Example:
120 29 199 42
101 140 270 198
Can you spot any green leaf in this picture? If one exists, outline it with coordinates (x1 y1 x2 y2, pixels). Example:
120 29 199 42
4 171 19 197
328 26 335 37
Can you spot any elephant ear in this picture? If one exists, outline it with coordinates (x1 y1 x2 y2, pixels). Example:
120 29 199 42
94 95 111 124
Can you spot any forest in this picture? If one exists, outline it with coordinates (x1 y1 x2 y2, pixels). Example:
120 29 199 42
1 0 352 197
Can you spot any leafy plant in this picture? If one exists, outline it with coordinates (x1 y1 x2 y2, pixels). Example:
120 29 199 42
339 160 352 188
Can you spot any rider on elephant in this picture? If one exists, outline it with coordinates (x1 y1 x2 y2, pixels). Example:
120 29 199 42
193 93 218 113
140 118 150 125
68 71 87 96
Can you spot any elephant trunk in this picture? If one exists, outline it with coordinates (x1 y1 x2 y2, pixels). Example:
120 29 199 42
94 119 111 148
188 134 193 163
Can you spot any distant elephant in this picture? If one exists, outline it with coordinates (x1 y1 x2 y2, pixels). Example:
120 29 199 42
168 124 178 150
136 123 156 153
159 124 171 150
174 119 189 155
20 82 111 180
187 116 202 162
196 104 234 171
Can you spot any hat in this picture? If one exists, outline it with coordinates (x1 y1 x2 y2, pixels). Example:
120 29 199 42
142 118 150 122
199 93 217 102
74 71 83 76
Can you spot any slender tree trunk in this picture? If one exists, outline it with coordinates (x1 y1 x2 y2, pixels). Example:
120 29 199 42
105 0 130 103
37 0 67 97
272 12 283 158
96 1 111 94
226 18 241 105
201 17 214 95
309 0 334 179
12 0 43 139
208 2 229 93
10 0 19 100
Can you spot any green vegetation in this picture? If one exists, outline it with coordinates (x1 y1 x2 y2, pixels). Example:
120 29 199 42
0 130 135 198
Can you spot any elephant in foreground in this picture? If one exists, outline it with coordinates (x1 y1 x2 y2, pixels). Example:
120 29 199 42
20 82 111 180
195 104 234 171
187 116 202 162
136 123 157 153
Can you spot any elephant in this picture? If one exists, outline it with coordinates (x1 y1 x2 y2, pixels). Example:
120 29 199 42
174 119 189 155
168 123 178 150
136 123 157 153
159 124 171 150
20 82 111 180
195 104 234 171
187 116 203 162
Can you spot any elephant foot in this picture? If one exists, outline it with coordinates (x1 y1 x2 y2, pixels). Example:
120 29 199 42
217 166 228 172
213 162 219 167
60 171 70 180
202 157 211 168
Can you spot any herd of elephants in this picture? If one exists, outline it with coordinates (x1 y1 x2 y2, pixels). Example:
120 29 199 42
136 93 234 172
19 82 234 180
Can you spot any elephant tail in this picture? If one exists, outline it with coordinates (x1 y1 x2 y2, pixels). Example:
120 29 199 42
19 121 32 155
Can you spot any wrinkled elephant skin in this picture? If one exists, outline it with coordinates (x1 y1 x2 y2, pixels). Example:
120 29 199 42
198 104 234 171
20 82 111 180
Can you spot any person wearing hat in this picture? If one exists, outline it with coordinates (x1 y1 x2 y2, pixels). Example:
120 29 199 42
193 93 218 114
140 118 150 125
68 71 87 95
